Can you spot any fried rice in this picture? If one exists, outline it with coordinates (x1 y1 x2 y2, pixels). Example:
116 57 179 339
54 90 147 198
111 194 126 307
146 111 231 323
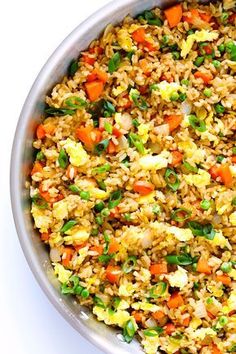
29 1 236 353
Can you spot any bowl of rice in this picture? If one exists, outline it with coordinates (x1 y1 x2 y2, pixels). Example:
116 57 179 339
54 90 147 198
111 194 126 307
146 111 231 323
11 0 236 353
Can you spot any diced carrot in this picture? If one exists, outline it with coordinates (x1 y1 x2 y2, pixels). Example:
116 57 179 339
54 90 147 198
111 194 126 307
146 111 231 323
85 80 104 102
160 74 174 83
38 184 51 202
133 181 155 196
132 311 143 323
207 310 216 320
216 274 231 286
167 292 184 309
232 156 236 164
139 85 148 94
90 245 103 256
62 247 74 267
183 9 211 24
74 242 87 252
218 164 233 188
112 127 122 138
76 126 94 149
165 323 176 335
108 239 120 254
171 151 183 167
197 258 212 274
152 310 165 320
86 72 97 82
199 12 212 23
164 4 183 28
66 165 78 179
194 71 213 85
150 263 168 275
165 115 183 132
105 265 121 284
229 13 236 24
182 315 190 327
132 28 146 43
31 161 43 175
87 68 108 83
40 232 50 241
89 46 104 55
143 40 156 52
210 344 222 354
209 165 220 180
107 140 116 154
109 206 120 218
139 58 151 75
82 53 96 65
36 124 46 139
44 121 56 136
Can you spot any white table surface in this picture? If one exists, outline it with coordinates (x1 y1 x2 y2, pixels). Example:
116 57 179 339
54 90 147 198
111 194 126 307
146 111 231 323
0 1 113 353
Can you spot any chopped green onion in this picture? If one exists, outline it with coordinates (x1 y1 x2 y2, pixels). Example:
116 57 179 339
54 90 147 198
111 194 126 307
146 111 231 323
68 59 79 77
220 262 232 273
108 190 122 209
164 168 180 191
216 155 224 163
179 93 187 102
80 191 90 200
170 92 179 101
172 51 180 60
58 149 69 169
121 156 130 167
45 106 75 116
60 220 77 233
162 35 169 44
183 160 198 173
94 202 105 213
150 83 159 91
94 139 110 155
123 319 136 343
200 199 211 210
124 213 132 221
193 282 200 290
188 114 206 132
111 297 121 310
31 194 48 209
92 163 111 174
64 96 87 109
122 256 137 274
36 151 45 161
129 133 145 154
101 208 110 217
91 228 99 236
194 56 204 67
61 276 82 295
188 221 215 240
108 52 121 74
203 88 212 97
132 119 140 128
149 282 167 298
97 180 107 191
218 44 225 53
165 254 195 266
143 327 163 337
232 197 236 206
212 60 221 68
229 344 236 352
103 100 116 116
216 315 228 328
129 88 148 110
126 51 135 61
215 103 225 114
69 184 80 193
152 205 161 215
104 121 113 134
221 12 229 23
187 29 195 35
142 10 163 26
81 288 90 298
171 208 192 222
181 79 189 86
98 254 113 264
232 147 236 155
93 296 106 308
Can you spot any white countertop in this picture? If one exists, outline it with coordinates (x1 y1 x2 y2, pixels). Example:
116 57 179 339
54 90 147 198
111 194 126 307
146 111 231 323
0 1 112 353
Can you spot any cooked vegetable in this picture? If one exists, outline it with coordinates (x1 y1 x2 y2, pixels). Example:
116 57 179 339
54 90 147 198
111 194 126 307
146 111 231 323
60 220 77 233
139 10 163 26
129 88 148 110
164 4 183 28
31 194 48 209
188 114 206 132
45 106 75 116
123 319 136 343
188 221 215 240
58 149 69 169
150 263 168 275
108 52 121 74
122 256 137 273
150 282 167 298
200 199 211 210
94 139 110 155
196 258 212 274
171 208 192 222
165 114 183 132
165 253 196 266
108 190 122 209
64 96 87 109
129 133 145 154
220 262 232 273
167 292 184 308
85 81 104 102
165 168 180 191
143 327 163 337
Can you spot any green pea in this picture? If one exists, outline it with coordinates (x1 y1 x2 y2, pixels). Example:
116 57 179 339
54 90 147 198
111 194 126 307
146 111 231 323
192 263 197 272
218 44 225 53
212 60 221 68
194 56 204 67
95 216 103 225
220 262 232 273
172 51 180 60
203 88 212 97
232 147 236 155
91 228 99 236
80 191 90 200
179 93 187 102
101 208 110 217
200 199 211 210
170 92 179 101
94 202 105 212
215 103 225 114
216 155 224 163
36 151 45 161
221 12 229 23
81 288 90 298
181 79 189 86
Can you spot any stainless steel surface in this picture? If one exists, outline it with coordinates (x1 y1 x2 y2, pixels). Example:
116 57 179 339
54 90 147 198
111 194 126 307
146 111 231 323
11 1 177 353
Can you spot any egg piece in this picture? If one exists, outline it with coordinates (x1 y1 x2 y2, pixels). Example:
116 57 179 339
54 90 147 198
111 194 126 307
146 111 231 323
93 306 133 328
211 230 231 249
53 263 72 283
168 226 193 242
229 211 236 226
142 336 161 354
181 30 219 57
155 81 184 102
139 151 170 170
63 228 90 245
138 123 150 143
53 199 68 220
184 169 211 188
166 266 188 289
31 205 52 232
63 138 89 167
117 29 134 51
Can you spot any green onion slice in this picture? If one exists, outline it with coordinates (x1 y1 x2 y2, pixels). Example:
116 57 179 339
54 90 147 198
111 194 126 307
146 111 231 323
69 184 80 193
64 96 87 109
183 160 198 173
93 296 106 308
92 163 111 174
58 149 69 169
45 106 75 116
108 190 122 209
188 221 215 240
123 319 136 343
188 115 206 132
108 52 121 74
171 208 192 222
164 168 180 191
68 60 78 77
32 194 48 209
129 88 148 110
129 133 145 154
149 282 167 299
122 256 137 274
94 139 110 155
60 220 77 233
143 327 163 337
165 253 195 266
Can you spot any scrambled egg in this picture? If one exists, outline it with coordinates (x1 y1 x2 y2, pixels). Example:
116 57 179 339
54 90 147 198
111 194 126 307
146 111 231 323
184 169 211 188
63 138 89 167
191 328 216 340
190 317 202 329
138 123 150 143
181 30 219 57
132 302 160 312
64 228 90 245
166 266 188 289
31 205 52 232
73 246 89 267
168 226 193 242
142 336 160 354
156 81 184 102
229 211 236 226
229 269 236 281
75 178 109 200
178 140 205 164
53 199 69 220
112 82 128 96
118 283 135 297
93 306 133 328
117 29 134 51
53 263 72 283
137 191 156 204
139 151 170 170
211 230 231 249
